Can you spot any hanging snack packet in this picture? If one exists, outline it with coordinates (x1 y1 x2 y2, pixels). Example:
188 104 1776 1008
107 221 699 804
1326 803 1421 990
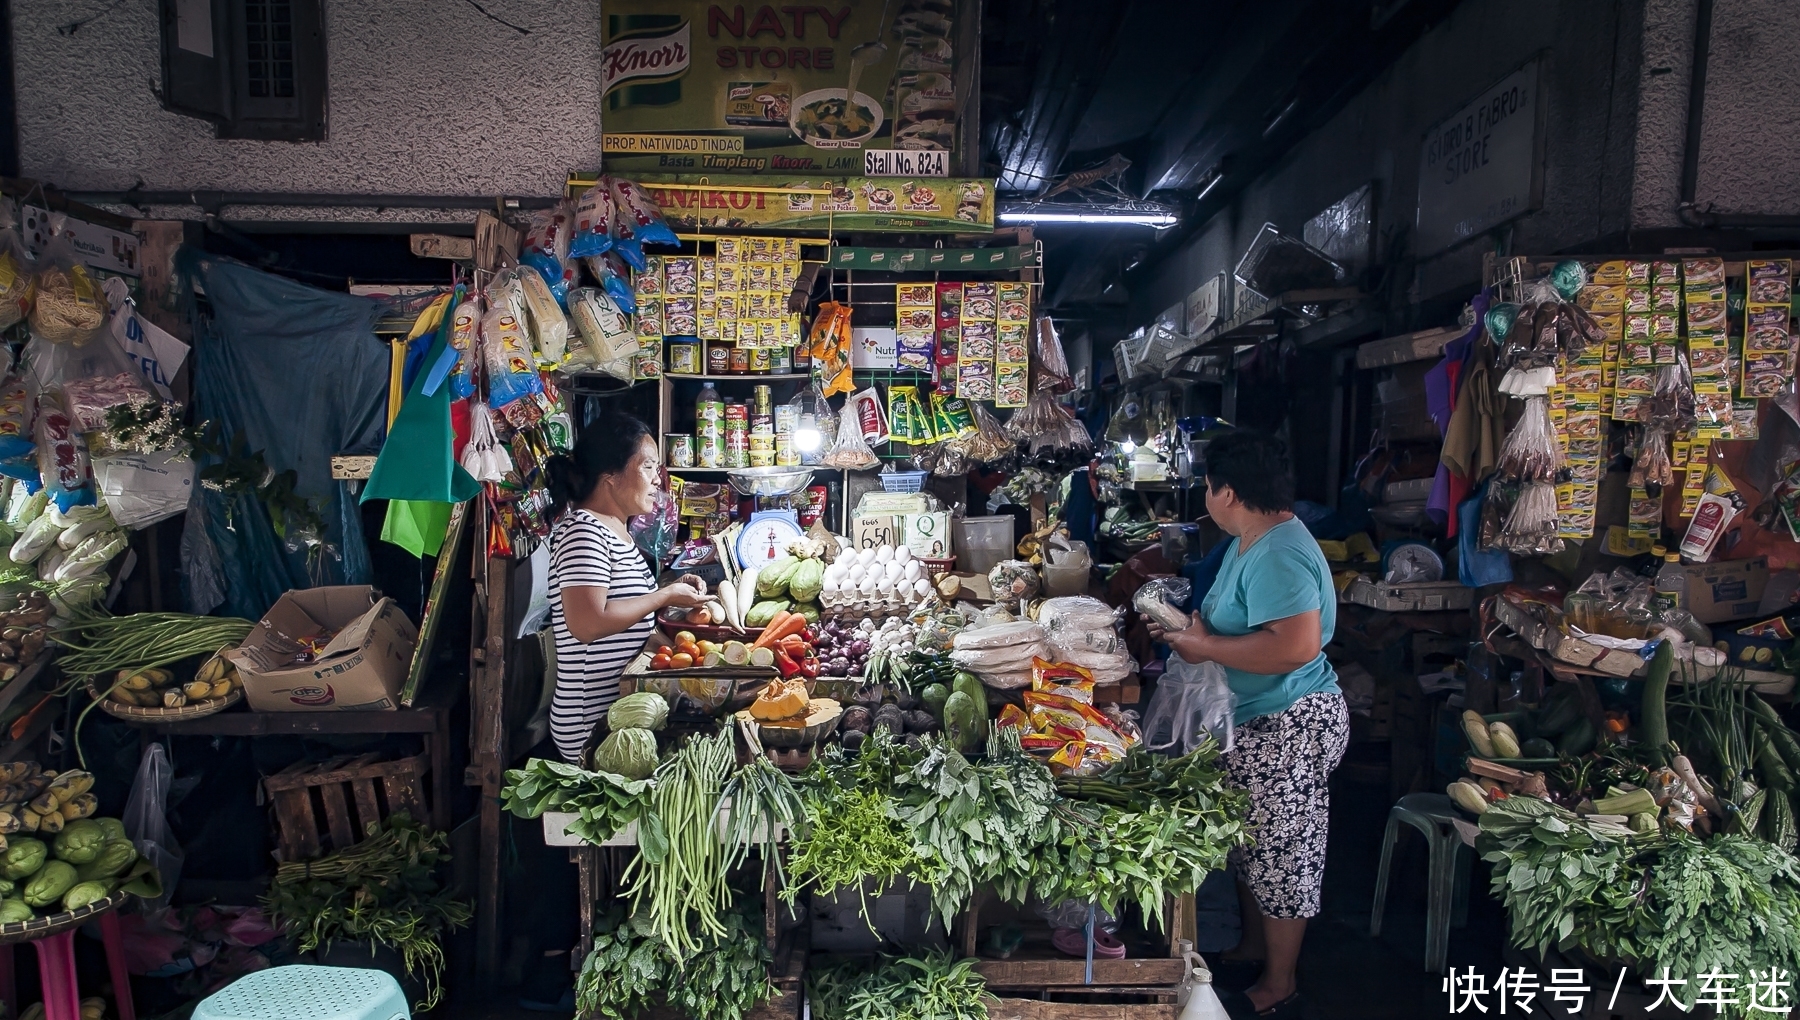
35 388 91 508
448 293 483 400
609 177 679 249
889 385 920 444
480 303 543 408
568 182 617 260
811 303 855 397
30 242 106 345
1032 657 1097 704
0 233 33 330
516 267 571 366
849 386 890 445
522 200 575 262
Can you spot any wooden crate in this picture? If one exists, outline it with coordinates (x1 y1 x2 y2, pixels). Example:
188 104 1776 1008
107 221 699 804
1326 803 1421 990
264 753 430 860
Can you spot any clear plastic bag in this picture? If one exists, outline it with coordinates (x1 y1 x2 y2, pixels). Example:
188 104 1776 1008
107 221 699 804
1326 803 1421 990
28 239 105 345
123 742 183 910
1498 481 1562 555
1034 315 1072 393
1496 396 1564 482
0 230 33 330
1142 656 1234 754
1133 577 1193 631
819 403 880 469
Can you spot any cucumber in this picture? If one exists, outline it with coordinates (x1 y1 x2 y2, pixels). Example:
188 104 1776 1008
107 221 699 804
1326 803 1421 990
1748 696 1800 776
1756 726 1794 793
1521 737 1556 759
1639 642 1672 766
1556 717 1597 756
1536 687 1583 737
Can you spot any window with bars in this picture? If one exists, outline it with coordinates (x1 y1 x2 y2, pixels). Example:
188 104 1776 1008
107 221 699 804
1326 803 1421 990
160 0 326 140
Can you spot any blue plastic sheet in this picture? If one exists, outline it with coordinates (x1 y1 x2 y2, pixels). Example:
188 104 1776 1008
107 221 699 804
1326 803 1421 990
179 252 389 619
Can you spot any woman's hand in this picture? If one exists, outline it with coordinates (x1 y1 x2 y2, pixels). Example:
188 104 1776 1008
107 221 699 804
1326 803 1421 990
658 579 709 610
1148 612 1213 664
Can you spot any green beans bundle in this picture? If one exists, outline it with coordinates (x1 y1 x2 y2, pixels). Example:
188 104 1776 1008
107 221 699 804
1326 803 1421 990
721 754 804 889
53 611 255 678
623 730 736 962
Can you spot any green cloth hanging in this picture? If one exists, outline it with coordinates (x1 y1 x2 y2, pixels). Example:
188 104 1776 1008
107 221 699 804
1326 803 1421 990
361 293 480 508
381 499 454 557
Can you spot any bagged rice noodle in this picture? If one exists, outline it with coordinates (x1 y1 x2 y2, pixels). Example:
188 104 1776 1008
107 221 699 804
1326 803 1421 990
583 253 638 315
819 403 880 469
515 266 571 367
610 177 679 259
447 293 483 400
30 241 105 345
567 287 636 383
567 183 616 260
479 300 543 409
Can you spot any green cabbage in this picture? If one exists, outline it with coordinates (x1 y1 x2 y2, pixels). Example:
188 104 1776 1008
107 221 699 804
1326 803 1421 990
53 820 106 864
607 692 669 733
591 728 659 781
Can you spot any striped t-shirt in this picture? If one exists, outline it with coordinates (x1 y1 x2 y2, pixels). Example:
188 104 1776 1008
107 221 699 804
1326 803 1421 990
548 509 657 763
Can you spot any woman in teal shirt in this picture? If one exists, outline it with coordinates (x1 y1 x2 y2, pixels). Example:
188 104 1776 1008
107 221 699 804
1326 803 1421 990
1148 430 1347 1019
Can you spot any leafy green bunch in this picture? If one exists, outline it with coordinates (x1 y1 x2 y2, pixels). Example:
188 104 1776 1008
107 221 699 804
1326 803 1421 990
575 900 774 1020
807 951 992 1020
1480 796 1800 1018
501 757 652 845
262 814 472 1011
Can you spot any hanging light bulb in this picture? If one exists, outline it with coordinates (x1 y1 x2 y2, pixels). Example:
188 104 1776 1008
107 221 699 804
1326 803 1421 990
794 414 823 454
1121 438 1137 455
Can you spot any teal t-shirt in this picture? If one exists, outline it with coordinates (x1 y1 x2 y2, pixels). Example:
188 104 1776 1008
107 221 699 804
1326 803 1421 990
1198 516 1339 724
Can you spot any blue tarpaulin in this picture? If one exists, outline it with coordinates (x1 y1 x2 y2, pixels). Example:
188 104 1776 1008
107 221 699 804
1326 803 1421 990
178 252 389 619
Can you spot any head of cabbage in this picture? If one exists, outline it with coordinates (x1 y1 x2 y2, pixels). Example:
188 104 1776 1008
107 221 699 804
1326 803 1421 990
607 692 670 732
592 727 660 780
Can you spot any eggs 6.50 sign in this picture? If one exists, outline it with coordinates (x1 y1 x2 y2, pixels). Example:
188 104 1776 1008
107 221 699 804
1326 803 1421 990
601 0 958 175
1415 57 1545 256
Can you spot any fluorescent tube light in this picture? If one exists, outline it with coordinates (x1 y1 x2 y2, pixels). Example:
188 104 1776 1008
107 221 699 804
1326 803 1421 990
999 208 1179 227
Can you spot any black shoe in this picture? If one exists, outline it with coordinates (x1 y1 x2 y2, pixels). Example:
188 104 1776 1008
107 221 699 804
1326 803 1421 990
1218 988 1304 1019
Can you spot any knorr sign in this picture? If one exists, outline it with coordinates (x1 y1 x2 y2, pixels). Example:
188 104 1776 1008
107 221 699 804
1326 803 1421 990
601 0 960 175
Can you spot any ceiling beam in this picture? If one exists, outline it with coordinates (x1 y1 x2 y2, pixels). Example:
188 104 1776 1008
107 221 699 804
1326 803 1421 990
991 0 1135 193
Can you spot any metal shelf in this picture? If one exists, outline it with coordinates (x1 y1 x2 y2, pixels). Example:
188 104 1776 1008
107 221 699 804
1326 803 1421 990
664 373 814 381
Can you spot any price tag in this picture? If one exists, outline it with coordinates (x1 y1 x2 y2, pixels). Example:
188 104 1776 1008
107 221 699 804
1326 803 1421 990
853 514 898 550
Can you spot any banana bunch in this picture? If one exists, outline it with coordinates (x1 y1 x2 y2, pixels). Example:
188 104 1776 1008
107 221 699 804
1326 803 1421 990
0 767 95 846
106 652 241 710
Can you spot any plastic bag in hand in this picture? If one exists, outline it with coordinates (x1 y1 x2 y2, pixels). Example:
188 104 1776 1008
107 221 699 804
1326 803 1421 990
123 742 183 911
1142 656 1235 754
1133 577 1193 631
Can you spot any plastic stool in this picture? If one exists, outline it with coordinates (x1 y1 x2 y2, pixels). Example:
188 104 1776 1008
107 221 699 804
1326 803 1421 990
1370 792 1471 973
194 965 410 1020
0 911 137 1020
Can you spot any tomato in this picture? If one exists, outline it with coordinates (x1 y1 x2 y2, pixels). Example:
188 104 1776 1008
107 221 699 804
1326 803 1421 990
669 651 695 669
657 644 674 656
675 630 698 646
650 653 673 671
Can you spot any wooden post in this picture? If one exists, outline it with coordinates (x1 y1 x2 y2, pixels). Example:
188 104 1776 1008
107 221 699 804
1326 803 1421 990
472 547 511 990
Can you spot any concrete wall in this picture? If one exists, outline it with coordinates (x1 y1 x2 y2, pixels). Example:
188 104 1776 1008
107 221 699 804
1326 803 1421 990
13 0 604 223
1633 0 1800 226
1135 0 1658 329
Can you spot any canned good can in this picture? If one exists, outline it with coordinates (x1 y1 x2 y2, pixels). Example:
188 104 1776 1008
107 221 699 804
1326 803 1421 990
749 348 772 373
750 433 775 453
666 434 694 467
774 405 798 435
725 436 749 468
726 429 750 452
698 434 723 468
776 435 800 467
667 341 701 375
725 403 748 424
750 413 774 436
752 384 772 414
729 347 751 373
749 449 775 467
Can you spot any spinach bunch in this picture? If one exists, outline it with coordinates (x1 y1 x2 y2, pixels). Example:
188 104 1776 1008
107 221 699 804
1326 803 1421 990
807 951 992 1020
785 736 919 903
501 758 651 845
575 900 773 1020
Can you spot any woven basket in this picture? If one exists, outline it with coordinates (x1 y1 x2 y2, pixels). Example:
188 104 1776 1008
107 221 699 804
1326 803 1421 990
0 890 132 945
87 681 242 722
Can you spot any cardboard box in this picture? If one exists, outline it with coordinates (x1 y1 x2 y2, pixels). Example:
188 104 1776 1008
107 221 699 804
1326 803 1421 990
852 514 900 550
1674 557 1769 624
226 586 419 712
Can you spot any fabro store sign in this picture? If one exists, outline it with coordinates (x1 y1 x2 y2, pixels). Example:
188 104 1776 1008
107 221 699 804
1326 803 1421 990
634 175 994 232
1415 57 1545 256
601 1 959 175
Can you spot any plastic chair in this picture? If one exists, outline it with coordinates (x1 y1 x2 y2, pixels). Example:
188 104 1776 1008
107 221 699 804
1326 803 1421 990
194 965 409 1020
0 912 136 1020
1369 792 1471 973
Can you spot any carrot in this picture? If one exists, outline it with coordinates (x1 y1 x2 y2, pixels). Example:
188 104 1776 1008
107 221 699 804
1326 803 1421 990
754 612 807 650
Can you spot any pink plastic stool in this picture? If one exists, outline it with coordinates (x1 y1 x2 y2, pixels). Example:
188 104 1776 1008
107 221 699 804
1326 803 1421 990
0 911 135 1020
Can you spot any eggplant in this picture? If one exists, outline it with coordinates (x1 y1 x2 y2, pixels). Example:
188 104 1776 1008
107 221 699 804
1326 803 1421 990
842 706 873 733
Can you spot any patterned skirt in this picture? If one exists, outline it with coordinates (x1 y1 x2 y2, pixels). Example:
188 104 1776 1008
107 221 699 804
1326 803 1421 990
1222 690 1350 919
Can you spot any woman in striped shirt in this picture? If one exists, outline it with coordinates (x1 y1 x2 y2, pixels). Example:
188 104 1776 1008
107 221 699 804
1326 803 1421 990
544 413 706 763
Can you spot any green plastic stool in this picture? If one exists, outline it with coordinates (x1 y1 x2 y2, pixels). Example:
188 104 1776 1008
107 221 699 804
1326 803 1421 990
1370 792 1471 973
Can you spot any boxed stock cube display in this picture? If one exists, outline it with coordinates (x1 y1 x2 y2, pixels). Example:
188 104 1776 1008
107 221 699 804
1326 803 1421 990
225 586 419 712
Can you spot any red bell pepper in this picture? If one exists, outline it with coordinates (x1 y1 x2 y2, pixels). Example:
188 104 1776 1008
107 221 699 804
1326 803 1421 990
799 656 820 680
774 647 803 679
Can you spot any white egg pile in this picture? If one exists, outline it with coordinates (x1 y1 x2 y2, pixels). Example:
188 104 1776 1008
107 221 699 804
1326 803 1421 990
819 543 934 611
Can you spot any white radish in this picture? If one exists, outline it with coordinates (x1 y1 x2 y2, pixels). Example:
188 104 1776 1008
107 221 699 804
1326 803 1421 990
734 568 760 631
716 581 740 633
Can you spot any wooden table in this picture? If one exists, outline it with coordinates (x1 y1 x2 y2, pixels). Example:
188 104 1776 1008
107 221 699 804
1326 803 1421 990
141 681 458 833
